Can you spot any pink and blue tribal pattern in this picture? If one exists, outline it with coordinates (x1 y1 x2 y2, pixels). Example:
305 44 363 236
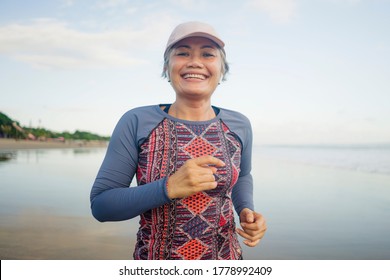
134 118 243 260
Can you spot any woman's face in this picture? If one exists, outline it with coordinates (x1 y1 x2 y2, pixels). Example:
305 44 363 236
168 36 223 100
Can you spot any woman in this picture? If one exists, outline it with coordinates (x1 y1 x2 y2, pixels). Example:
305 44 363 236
90 21 266 260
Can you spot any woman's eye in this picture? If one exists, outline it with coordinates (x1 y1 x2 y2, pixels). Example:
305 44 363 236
203 53 215 57
177 52 189 56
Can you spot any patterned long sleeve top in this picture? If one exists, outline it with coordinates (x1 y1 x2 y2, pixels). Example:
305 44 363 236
90 104 254 259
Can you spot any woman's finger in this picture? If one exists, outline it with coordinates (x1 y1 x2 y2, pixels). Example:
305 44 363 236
236 228 261 247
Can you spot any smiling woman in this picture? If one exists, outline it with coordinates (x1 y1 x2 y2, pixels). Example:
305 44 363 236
166 37 223 106
165 44 229 82
90 21 267 260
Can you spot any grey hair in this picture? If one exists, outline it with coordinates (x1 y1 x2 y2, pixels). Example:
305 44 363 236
161 47 230 82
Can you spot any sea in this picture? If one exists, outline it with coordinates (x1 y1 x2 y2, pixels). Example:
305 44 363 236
0 144 389 259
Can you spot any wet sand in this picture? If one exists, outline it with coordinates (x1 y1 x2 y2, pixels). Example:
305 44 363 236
0 211 136 260
0 142 135 260
0 140 136 260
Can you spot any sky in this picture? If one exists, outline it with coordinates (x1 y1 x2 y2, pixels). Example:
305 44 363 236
0 0 389 145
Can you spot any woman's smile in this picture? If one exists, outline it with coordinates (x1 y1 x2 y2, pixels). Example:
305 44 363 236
182 73 208 80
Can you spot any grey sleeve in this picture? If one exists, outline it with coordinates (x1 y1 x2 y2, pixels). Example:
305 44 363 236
220 109 255 214
231 121 254 215
90 109 171 222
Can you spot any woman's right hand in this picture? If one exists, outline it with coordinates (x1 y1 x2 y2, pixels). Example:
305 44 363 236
166 155 225 199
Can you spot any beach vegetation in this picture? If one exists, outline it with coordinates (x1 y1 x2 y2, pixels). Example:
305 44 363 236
0 111 109 141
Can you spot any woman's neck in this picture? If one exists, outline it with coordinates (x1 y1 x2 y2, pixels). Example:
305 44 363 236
168 100 216 121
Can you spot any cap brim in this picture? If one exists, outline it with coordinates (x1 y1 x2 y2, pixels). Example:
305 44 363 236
164 32 225 57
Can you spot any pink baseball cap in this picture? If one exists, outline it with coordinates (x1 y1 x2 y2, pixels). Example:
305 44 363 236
164 21 225 57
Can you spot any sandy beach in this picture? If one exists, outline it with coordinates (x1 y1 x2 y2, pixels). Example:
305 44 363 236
0 211 136 260
0 138 108 151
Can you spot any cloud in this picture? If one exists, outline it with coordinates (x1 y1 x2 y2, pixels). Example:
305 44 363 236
0 18 171 70
327 0 361 4
247 0 298 24
168 0 206 10
95 0 129 9
61 0 75 7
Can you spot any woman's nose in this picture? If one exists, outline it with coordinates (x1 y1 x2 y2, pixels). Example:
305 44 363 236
186 56 203 68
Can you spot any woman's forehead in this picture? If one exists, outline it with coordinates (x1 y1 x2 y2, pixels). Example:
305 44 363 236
173 36 218 49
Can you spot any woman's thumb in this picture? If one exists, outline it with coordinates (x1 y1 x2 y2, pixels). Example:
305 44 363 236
241 208 254 223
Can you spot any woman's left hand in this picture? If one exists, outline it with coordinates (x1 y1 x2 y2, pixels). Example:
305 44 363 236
236 208 267 247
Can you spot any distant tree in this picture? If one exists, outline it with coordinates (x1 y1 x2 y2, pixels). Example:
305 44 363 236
1 111 109 141
0 124 12 138
0 112 25 138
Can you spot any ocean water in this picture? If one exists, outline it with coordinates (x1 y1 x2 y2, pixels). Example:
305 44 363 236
257 144 390 175
251 144 390 260
0 145 389 259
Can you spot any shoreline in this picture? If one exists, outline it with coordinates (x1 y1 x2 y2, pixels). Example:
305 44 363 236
0 138 108 151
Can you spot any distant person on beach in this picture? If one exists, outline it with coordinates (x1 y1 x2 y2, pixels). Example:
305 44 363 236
90 21 266 260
